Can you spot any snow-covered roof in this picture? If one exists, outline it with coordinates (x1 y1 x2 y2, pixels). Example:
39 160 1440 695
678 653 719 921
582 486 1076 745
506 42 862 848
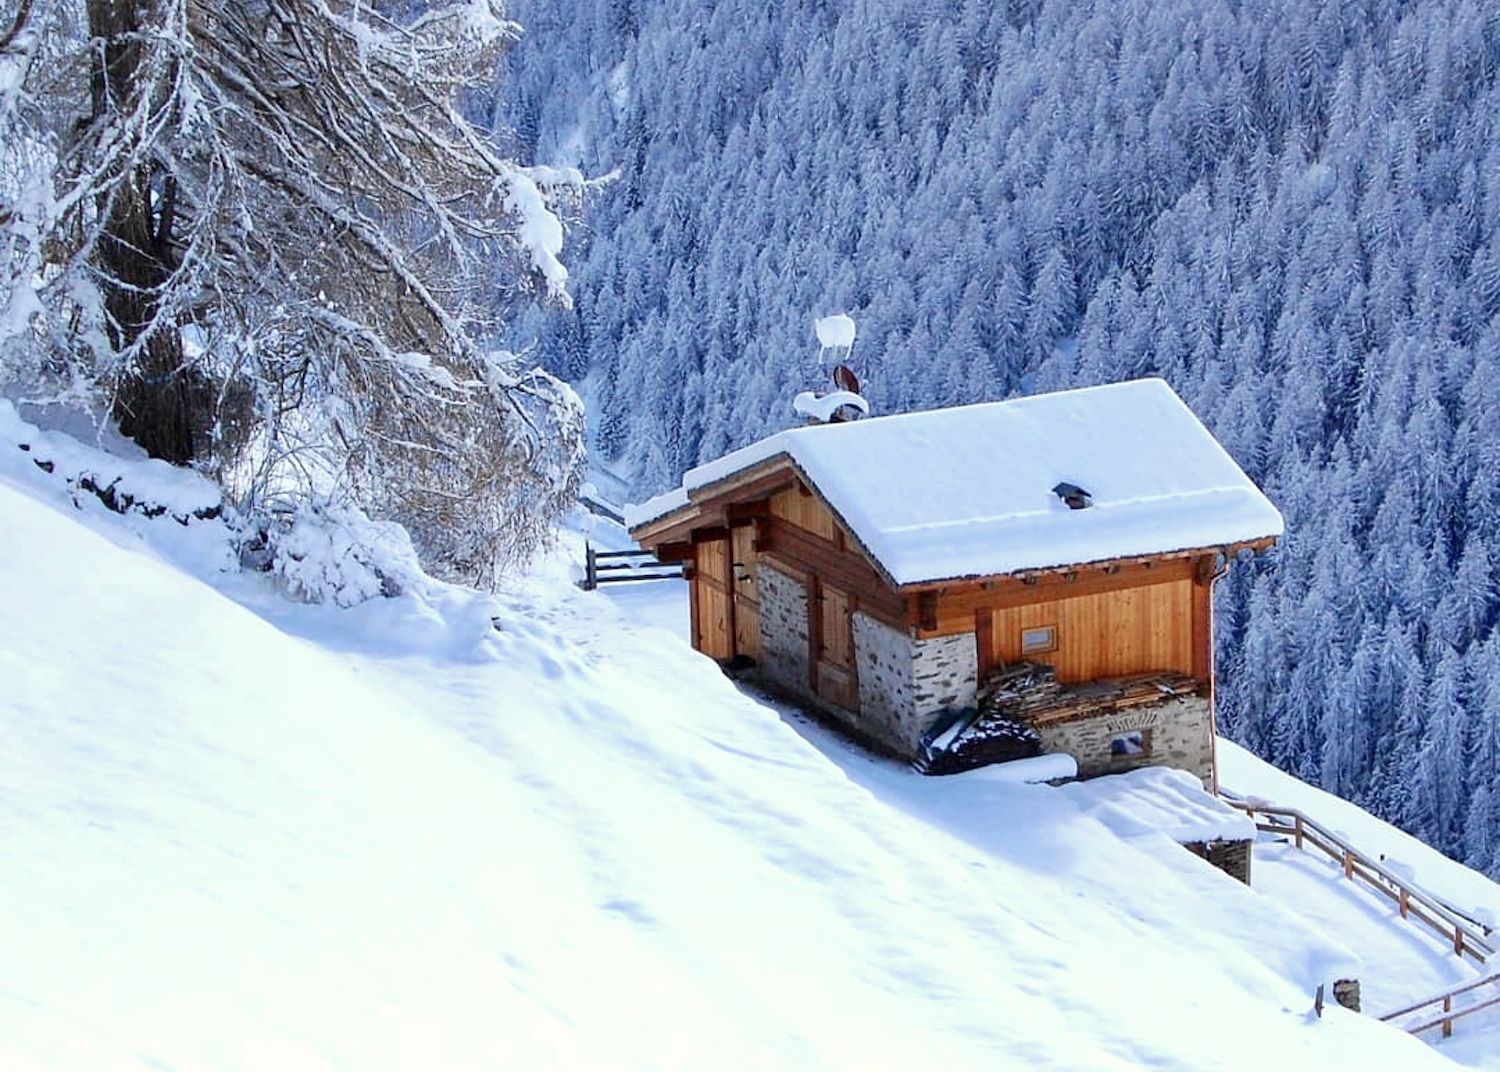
626 379 1283 587
1062 767 1257 845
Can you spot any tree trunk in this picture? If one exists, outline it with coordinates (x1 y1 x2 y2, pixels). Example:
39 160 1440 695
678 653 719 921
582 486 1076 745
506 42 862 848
89 0 195 464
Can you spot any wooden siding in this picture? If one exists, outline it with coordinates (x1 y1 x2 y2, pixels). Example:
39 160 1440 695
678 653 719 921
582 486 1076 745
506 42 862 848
814 581 859 711
731 524 762 661
692 535 734 661
770 485 837 541
977 577 1197 684
918 559 1199 637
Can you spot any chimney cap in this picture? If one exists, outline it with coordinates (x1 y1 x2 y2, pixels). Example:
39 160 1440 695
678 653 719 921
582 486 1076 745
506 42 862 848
1051 481 1093 509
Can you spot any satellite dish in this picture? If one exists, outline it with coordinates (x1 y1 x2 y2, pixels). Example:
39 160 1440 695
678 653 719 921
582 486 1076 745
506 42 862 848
832 363 861 395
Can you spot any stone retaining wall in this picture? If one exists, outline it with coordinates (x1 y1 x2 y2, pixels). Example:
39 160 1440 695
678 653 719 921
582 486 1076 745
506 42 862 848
1035 693 1213 783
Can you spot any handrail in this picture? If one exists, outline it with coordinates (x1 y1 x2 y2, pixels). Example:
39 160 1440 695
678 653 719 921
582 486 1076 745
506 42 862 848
1379 973 1500 1038
580 544 685 590
1219 791 1494 967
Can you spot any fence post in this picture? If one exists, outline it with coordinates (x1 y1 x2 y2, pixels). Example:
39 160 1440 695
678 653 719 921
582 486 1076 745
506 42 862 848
1343 847 1354 880
1444 994 1453 1038
585 543 597 591
1456 928 1466 959
1295 815 1304 850
1399 887 1409 919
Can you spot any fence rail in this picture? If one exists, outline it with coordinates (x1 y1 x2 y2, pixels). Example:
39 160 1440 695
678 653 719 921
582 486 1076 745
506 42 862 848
1220 792 1494 968
1379 973 1500 1037
580 544 684 590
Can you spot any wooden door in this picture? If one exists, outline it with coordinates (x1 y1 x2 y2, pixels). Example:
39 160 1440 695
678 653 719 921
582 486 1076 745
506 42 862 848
814 581 859 711
693 535 734 661
731 524 762 662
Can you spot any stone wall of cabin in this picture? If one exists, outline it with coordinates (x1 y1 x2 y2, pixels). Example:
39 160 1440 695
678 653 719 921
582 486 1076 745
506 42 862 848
755 570 980 759
852 611 915 748
1034 694 1214 783
756 563 810 696
852 613 979 756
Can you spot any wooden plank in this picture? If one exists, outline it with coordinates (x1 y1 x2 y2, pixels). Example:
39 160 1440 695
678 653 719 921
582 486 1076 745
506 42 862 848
770 485 837 541
815 582 859 711
731 523 762 661
692 537 734 661
975 608 995 681
1192 561 1212 683
922 558 1198 636
975 577 1196 684
1408 993 1500 1036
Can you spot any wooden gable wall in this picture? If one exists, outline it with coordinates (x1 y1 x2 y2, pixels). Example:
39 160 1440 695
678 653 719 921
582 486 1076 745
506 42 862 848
916 557 1214 686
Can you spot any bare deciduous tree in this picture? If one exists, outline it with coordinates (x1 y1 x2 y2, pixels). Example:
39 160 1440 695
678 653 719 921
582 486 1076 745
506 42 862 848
1 0 586 582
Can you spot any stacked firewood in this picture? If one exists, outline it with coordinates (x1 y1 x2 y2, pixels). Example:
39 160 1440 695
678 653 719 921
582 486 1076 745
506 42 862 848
976 661 1061 717
918 662 1050 775
1011 671 1200 725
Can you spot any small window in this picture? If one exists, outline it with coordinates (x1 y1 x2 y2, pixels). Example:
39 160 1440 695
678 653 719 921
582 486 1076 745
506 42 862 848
1110 730 1151 758
1020 625 1057 655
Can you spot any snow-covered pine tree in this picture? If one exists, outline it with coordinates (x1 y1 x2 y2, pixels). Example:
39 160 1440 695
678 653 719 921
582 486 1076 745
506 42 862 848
0 0 586 583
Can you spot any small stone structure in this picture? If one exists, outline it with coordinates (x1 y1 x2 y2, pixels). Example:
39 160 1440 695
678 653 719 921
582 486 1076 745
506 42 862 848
1182 838 1252 885
1062 767 1256 885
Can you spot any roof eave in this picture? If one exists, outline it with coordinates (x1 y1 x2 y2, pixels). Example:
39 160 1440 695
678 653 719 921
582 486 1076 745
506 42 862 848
892 534 1280 593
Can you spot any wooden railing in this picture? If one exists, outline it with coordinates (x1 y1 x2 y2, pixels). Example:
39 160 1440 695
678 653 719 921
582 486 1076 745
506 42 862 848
1220 792 1494 967
1380 974 1500 1037
580 544 684 590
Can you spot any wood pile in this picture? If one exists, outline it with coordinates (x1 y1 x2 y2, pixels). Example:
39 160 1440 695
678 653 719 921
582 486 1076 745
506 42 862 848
1015 671 1201 726
919 711 1041 775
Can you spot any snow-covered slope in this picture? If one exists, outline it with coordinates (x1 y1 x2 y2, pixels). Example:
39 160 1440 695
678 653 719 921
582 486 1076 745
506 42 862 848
0 410 1459 1069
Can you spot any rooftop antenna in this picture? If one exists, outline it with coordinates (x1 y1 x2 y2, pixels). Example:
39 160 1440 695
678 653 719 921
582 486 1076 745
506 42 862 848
796 313 869 425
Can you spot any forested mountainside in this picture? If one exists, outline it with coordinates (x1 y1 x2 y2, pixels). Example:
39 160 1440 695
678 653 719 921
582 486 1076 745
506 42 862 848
493 0 1500 875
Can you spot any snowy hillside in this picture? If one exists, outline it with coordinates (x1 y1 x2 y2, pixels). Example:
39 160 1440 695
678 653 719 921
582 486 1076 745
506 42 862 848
0 408 1465 1069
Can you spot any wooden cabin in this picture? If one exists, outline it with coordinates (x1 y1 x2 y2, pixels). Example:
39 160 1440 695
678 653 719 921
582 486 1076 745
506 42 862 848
626 379 1283 787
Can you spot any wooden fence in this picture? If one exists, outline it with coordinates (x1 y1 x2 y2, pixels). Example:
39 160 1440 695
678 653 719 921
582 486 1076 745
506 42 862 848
1220 793 1494 967
1380 974 1500 1037
580 544 684 590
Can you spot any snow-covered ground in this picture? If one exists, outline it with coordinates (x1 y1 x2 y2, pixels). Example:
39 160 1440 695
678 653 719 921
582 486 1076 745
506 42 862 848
600 573 1500 1067
0 405 1477 1069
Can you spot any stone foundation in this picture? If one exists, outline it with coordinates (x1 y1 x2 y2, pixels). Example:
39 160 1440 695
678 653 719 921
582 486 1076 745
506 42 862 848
1034 693 1213 783
1183 838 1252 885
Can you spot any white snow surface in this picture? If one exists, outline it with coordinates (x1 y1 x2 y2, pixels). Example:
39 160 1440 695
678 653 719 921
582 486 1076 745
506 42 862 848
791 389 870 423
0 413 1454 1070
627 379 1285 584
1062 766 1257 845
951 751 1079 784
814 312 856 350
